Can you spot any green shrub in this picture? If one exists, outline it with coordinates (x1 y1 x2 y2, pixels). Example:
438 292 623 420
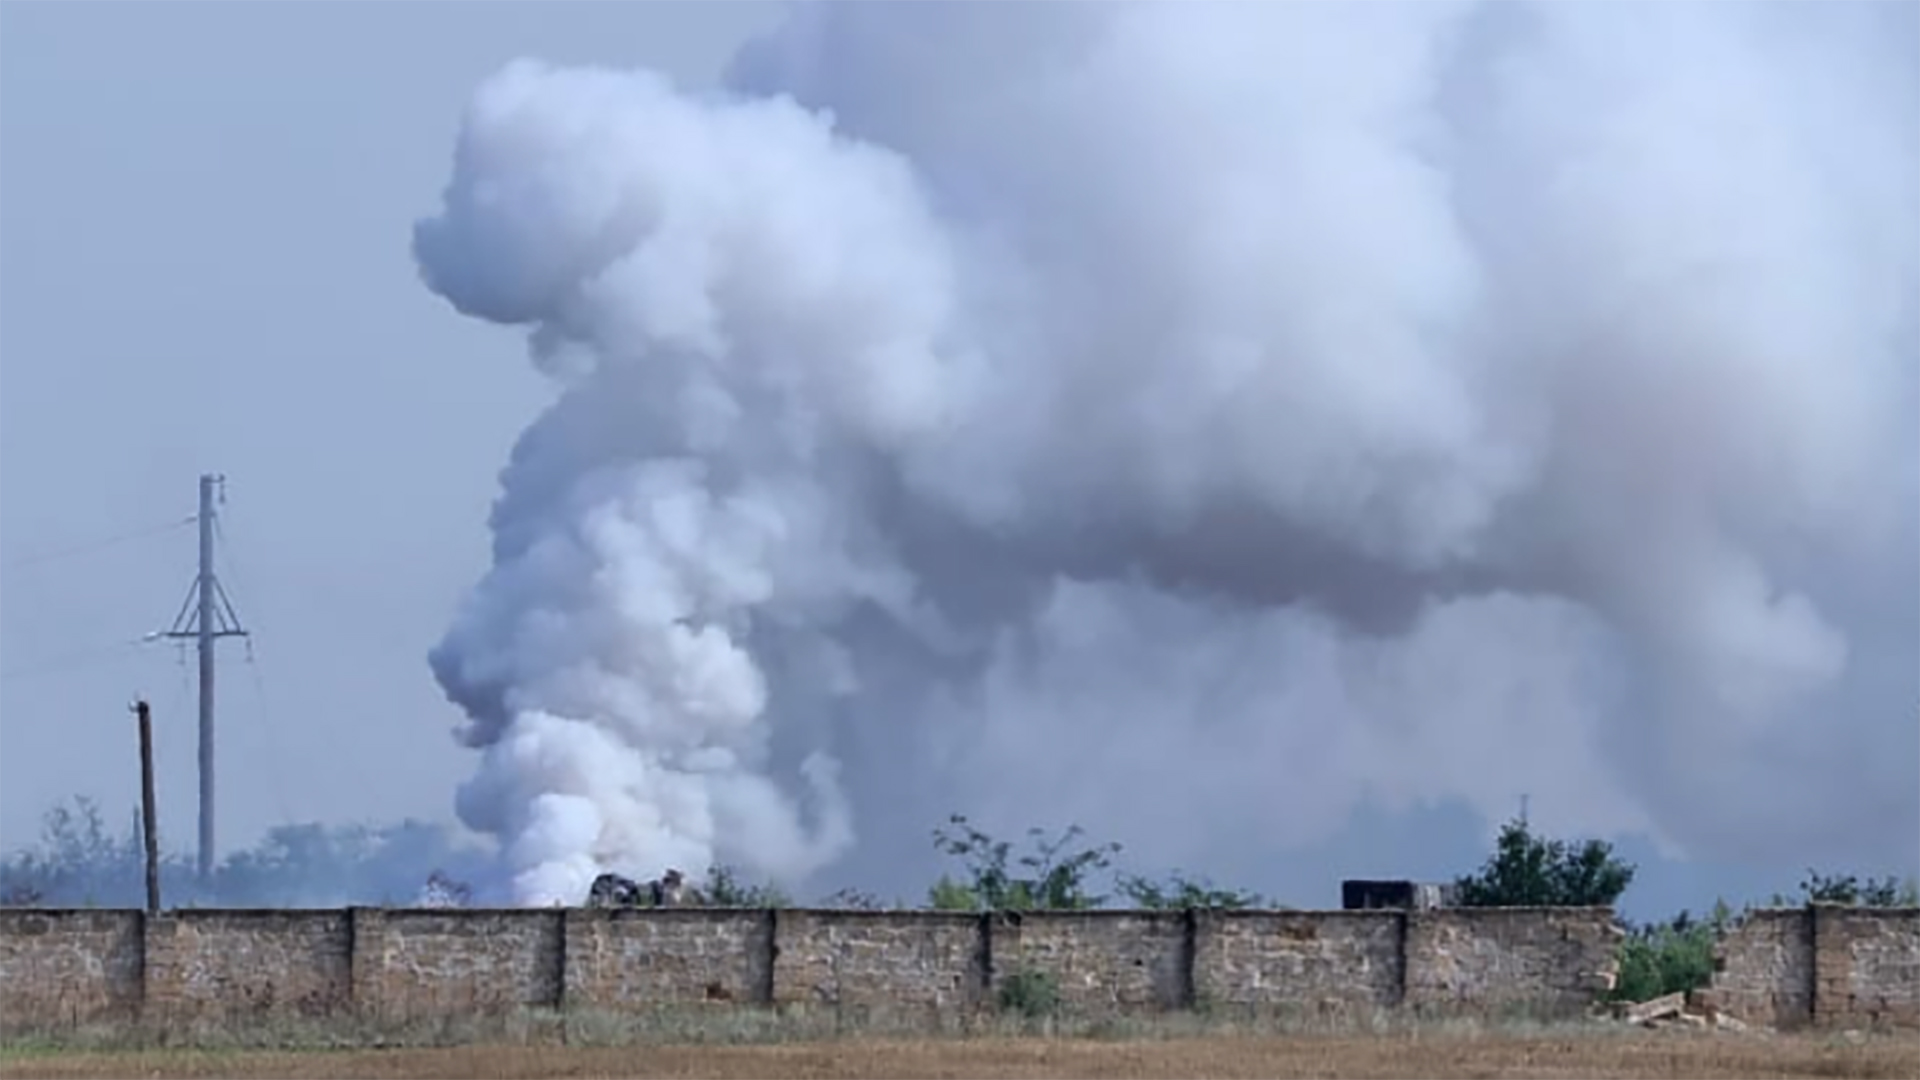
1609 903 1729 1003
929 814 1120 912
1115 871 1263 910
998 968 1062 1018
700 864 790 908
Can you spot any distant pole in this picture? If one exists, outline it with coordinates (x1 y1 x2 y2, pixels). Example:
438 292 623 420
133 699 161 914
1520 793 1530 826
195 474 214 881
163 473 248 882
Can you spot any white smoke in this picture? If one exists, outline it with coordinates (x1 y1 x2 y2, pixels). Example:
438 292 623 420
413 0 1920 905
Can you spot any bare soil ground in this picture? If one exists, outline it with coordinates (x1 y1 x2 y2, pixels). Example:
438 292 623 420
5 1032 1917 1080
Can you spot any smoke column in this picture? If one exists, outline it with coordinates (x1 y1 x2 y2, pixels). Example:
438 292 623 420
413 0 1920 905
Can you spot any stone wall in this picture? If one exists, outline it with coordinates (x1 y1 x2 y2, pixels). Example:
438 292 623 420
2 905 1625 1037
0 910 141 1030
1405 908 1622 1019
993 911 1190 1014
568 908 772 1013
372 910 564 1019
1706 906 1920 1031
1703 908 1813 1029
775 910 980 1013
1193 910 1401 1018
144 910 351 1027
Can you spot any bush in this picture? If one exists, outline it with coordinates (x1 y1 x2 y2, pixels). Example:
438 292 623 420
1610 904 1729 1002
1115 871 1263 910
928 814 1120 911
997 967 1061 1018
1773 870 1920 908
927 874 982 912
700 865 790 908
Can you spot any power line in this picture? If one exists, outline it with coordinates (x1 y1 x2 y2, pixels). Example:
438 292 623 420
0 635 158 684
1 515 196 571
209 508 300 828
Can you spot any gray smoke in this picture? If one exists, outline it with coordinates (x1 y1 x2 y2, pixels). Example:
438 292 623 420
412 0 1919 905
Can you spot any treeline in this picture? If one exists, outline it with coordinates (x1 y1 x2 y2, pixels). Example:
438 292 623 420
0 797 492 909
0 803 1268 914
3 798 1914 1007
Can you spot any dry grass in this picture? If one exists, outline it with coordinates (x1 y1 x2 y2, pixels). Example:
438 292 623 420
5 1031 1917 1080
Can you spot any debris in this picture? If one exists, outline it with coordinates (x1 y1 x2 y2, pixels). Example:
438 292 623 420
417 870 473 908
1609 989 1760 1034
585 868 703 908
587 872 647 908
1627 991 1687 1025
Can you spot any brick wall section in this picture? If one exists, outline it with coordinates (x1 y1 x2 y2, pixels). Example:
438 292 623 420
1822 909 1920 1029
773 911 983 1014
368 910 563 1019
143 910 350 1027
1404 908 1622 1019
565 909 771 1009
1705 909 1812 1029
991 911 1189 1014
4 905 1644 1035
0 910 140 1032
1194 911 1402 1017
1706 906 1920 1031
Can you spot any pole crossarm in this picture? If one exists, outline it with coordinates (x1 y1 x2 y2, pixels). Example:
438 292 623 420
153 473 249 882
162 575 249 639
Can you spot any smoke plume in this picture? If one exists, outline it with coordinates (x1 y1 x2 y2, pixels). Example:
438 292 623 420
413 0 1919 905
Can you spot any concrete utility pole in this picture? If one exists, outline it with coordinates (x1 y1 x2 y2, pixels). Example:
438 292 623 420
132 699 161 914
163 474 248 881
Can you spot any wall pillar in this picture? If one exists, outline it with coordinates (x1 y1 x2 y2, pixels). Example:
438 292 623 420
347 907 389 1020
138 913 182 1028
1812 903 1850 1028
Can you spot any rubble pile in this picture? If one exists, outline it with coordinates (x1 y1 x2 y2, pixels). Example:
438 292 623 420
1601 990 1755 1033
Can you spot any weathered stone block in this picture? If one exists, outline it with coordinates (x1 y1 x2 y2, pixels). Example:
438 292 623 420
1707 907 1920 1031
1195 910 1401 1017
773 910 983 1014
565 908 771 1010
141 910 350 1026
1404 908 1616 1020
377 909 562 1017
992 911 1187 1014
0 909 143 1034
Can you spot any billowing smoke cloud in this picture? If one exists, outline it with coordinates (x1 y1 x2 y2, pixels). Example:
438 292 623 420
413 0 1920 905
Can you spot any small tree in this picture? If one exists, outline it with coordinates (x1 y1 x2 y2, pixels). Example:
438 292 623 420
1782 870 1919 908
0 797 161 907
1116 871 1264 910
1453 817 1635 908
1610 901 1733 1002
818 886 889 910
929 814 1121 911
927 875 982 912
700 864 790 908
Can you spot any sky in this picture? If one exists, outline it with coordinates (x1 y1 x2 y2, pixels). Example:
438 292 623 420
2 0 1915 923
0 0 784 853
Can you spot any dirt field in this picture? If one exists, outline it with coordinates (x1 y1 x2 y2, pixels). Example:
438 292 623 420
5 1032 1917 1080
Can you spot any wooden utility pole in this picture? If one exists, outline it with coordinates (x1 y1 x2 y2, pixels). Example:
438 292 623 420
132 699 161 913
